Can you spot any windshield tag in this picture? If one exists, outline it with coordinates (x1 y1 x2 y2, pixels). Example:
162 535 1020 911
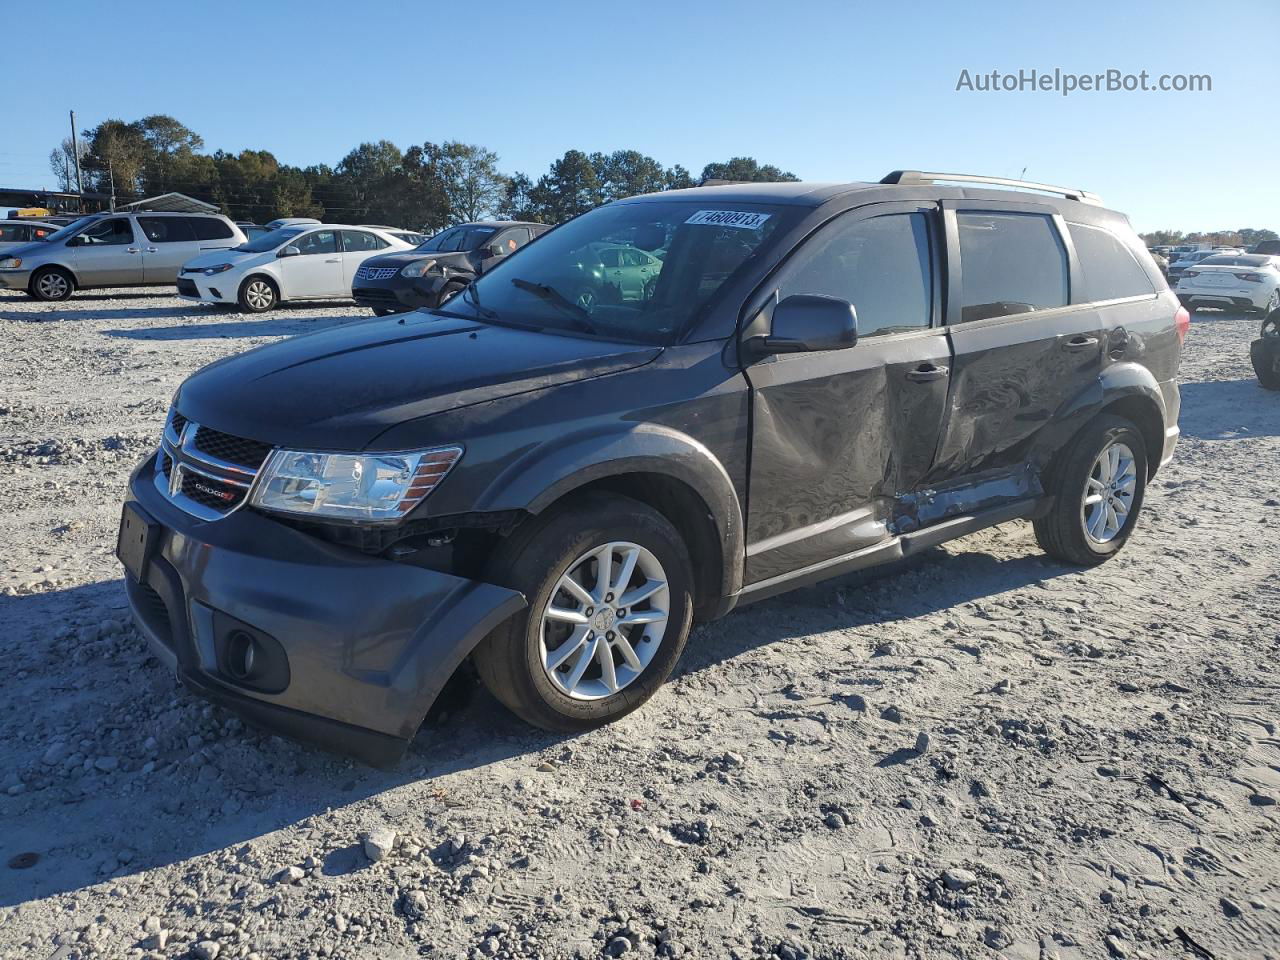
684 210 771 230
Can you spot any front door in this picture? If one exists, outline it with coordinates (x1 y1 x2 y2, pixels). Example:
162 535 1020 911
743 203 950 584
927 204 1104 497
279 229 344 298
69 216 142 286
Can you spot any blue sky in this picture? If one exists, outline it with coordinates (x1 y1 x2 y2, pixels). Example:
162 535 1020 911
5 0 1275 233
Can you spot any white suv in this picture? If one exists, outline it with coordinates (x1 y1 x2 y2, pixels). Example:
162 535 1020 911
0 212 245 301
176 224 413 312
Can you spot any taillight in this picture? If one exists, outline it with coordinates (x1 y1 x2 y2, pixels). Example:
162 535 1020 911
1234 272 1264 282
1174 306 1191 345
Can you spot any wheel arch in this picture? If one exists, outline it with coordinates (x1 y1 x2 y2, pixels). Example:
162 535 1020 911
239 271 281 302
474 424 745 620
1048 362 1169 483
30 261 79 288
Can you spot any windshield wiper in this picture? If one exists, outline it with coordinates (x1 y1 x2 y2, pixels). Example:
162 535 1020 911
509 278 597 333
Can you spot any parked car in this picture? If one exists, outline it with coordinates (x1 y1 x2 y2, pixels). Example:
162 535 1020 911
0 219 58 253
359 224 431 246
1252 308 1280 389
1250 240 1280 256
1166 249 1224 282
238 224 272 242
177 224 414 312
119 170 1184 765
1149 251 1168 279
0 212 246 301
265 217 321 230
352 220 549 315
1175 254 1280 314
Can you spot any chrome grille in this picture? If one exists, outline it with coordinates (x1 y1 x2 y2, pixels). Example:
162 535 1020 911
356 265 398 281
154 409 271 521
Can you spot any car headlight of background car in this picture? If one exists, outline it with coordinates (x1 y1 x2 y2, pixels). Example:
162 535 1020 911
0 257 22 270
399 259 438 278
250 446 462 521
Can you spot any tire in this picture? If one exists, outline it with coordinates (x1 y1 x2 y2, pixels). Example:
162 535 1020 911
29 267 74 302
1252 333 1280 390
237 276 278 313
436 280 468 306
472 493 694 732
1033 415 1148 566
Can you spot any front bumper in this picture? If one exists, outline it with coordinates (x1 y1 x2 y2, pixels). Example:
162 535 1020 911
176 273 231 303
353 274 450 313
0 269 33 291
122 454 526 766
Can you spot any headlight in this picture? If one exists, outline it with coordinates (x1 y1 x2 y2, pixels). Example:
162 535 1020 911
203 263 234 275
399 259 438 278
0 257 21 270
250 446 462 521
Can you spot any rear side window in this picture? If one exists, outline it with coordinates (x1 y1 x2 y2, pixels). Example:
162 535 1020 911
340 230 388 252
0 224 23 242
956 212 1068 323
138 217 196 243
190 217 234 241
1067 222 1155 302
779 211 934 337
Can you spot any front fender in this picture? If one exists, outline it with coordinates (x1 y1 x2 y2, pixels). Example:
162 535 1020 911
473 422 745 602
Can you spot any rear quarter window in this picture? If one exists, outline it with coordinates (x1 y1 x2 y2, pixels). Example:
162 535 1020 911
1067 222 1155 302
190 217 234 241
956 212 1068 323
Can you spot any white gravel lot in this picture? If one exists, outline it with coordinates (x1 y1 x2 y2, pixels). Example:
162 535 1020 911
0 289 1277 960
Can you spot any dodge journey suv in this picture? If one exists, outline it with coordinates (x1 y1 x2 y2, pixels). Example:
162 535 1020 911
118 171 1185 765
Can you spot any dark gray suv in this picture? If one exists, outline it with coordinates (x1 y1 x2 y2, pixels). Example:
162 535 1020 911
118 171 1186 765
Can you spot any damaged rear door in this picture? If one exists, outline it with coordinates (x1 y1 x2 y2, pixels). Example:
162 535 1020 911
742 202 951 584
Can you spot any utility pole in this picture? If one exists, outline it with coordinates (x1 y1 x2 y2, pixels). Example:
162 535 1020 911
69 110 83 198
108 161 116 211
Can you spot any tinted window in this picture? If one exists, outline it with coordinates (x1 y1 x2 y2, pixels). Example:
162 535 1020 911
138 216 196 243
78 218 134 246
295 230 338 255
494 228 531 254
0 224 24 242
460 227 497 251
341 230 388 252
957 212 1067 323
190 217 234 241
598 248 622 268
1067 222 1154 302
30 225 54 240
419 227 464 252
779 212 933 337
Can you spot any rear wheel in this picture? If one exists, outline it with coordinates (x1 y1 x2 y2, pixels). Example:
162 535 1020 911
238 276 277 313
472 493 694 731
1034 415 1148 566
30 267 74 302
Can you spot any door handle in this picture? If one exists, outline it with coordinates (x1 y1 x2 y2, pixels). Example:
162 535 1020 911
906 363 949 382
1061 335 1100 351
126 247 141 254
324 258 340 263
146 246 159 253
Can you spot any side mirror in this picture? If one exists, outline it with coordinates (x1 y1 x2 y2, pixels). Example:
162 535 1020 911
480 244 503 260
276 245 300 258
744 294 858 359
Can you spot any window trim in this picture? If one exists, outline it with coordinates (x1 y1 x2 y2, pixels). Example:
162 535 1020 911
738 200 945 345
940 199 1079 327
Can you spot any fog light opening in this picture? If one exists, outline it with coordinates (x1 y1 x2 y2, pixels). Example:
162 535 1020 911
226 630 258 680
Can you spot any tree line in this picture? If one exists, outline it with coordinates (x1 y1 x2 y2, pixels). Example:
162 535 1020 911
1140 227 1277 247
49 115 798 229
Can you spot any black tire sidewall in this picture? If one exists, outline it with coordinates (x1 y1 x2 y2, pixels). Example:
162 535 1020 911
1060 419 1148 560
483 496 694 730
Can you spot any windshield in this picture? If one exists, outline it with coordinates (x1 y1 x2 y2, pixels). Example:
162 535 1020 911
234 226 306 253
417 225 498 252
444 201 793 344
43 215 101 244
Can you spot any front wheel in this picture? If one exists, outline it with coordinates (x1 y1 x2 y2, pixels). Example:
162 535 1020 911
238 276 277 313
1034 415 1148 566
472 493 694 731
30 267 74 302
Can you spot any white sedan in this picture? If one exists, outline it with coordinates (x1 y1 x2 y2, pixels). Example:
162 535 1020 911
1176 254 1280 314
177 224 413 312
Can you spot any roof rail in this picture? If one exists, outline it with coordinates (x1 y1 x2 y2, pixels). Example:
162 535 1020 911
881 170 1102 205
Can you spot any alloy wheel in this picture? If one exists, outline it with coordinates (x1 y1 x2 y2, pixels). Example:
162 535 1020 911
538 540 669 700
36 273 68 299
1081 441 1137 543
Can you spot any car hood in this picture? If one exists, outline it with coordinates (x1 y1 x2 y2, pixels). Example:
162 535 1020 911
183 248 261 270
177 312 662 450
361 250 472 269
0 240 47 260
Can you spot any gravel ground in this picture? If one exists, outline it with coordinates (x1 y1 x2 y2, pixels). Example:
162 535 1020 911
0 289 1277 960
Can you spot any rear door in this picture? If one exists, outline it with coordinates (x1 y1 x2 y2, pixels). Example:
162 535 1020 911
338 230 391 290
928 203 1103 492
743 202 951 584
279 229 343 298
138 216 198 283
69 216 143 285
